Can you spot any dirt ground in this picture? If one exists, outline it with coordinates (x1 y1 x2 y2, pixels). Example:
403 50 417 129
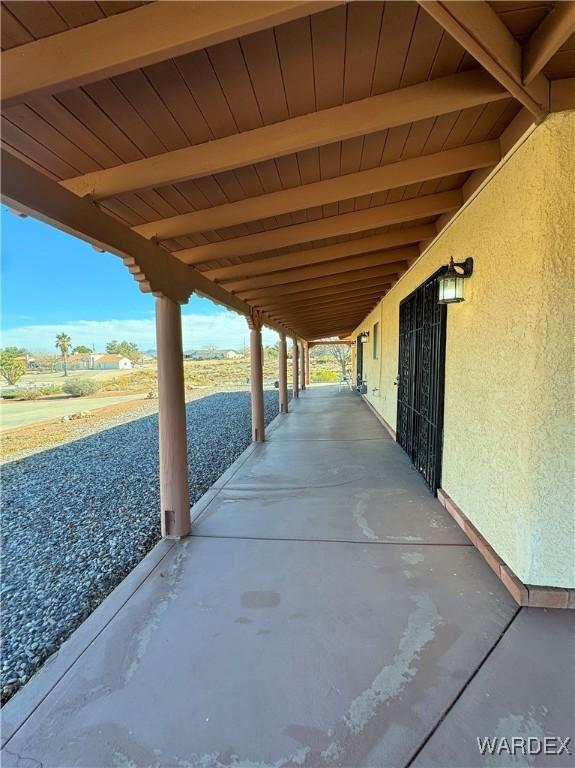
0 387 234 463
1 353 346 462
1 396 158 462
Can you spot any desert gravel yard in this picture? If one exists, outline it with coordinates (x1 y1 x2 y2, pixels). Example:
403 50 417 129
0 390 282 704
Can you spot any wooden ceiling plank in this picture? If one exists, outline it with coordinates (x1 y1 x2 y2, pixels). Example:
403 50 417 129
59 69 507 199
260 288 389 313
276 296 380 315
1 5 34 50
400 5 445 88
133 141 498 241
239 263 404 300
3 1 68 40
276 310 380 328
254 280 393 308
274 310 377 327
176 189 462 264
416 1 549 118
1 1 341 107
271 297 384 319
311 4 346 110
203 223 436 281
253 278 395 307
223 251 413 292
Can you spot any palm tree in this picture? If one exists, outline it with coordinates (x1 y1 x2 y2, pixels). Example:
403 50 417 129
55 333 72 377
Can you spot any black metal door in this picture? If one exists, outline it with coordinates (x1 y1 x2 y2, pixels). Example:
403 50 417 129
356 334 364 388
396 272 447 493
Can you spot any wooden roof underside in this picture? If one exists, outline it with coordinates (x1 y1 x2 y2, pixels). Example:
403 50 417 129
1 0 574 340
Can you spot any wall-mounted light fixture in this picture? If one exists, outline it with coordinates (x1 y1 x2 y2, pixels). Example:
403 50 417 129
438 257 474 304
359 331 370 343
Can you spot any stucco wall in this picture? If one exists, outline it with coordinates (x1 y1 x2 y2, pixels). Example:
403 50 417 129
353 110 575 588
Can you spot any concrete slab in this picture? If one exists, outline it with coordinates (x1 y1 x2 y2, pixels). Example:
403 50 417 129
2 384 569 768
193 485 469 545
269 389 386 442
411 608 575 768
196 434 468 544
2 538 516 768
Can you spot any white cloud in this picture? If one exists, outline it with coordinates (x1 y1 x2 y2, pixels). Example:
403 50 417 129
1 311 279 353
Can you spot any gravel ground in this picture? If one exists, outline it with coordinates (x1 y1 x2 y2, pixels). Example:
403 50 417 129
1 390 281 704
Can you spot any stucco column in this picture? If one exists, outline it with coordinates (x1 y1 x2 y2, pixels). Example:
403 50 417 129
292 338 299 399
300 341 306 391
305 343 311 386
278 334 289 414
248 312 265 442
155 296 190 539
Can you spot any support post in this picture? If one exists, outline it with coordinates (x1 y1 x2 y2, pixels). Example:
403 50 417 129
156 296 190 539
305 343 311 386
248 311 265 442
292 337 299 399
278 333 289 414
300 341 306 391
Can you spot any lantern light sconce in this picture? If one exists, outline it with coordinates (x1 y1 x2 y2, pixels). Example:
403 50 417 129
359 331 370 343
438 257 474 304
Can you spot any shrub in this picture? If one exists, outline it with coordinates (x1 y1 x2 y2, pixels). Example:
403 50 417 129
19 389 42 400
62 380 100 397
39 384 63 396
312 370 339 383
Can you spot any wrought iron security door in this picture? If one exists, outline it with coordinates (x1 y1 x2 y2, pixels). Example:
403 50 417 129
396 272 447 493
356 334 364 390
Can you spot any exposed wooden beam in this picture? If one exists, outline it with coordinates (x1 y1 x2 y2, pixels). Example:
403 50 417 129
245 275 398 304
523 3 575 84
254 279 393 307
60 69 506 199
224 250 414 292
259 286 390 312
255 288 396 314
272 302 381 323
0 149 294 337
304 322 358 334
417 1 549 118
1 2 340 108
275 312 377 328
179 191 462 264
273 307 381 326
282 313 375 332
134 142 499 240
274 294 384 315
298 318 368 336
204 224 436 282
239 264 403 300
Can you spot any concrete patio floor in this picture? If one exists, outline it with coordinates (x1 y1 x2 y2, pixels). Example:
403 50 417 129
2 386 573 768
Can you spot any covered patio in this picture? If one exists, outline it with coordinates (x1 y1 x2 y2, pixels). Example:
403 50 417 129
1 1 574 765
3 386 573 767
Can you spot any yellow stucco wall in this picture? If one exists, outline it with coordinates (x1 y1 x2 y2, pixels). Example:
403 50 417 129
354 110 575 588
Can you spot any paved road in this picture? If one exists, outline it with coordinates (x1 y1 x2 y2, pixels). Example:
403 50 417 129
0 393 145 430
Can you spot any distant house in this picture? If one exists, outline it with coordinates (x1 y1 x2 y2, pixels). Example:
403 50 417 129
184 349 223 361
184 348 243 361
13 354 36 368
55 354 93 372
93 354 132 370
55 353 133 372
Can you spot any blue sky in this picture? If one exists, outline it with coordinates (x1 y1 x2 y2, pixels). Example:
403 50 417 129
1 207 278 352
